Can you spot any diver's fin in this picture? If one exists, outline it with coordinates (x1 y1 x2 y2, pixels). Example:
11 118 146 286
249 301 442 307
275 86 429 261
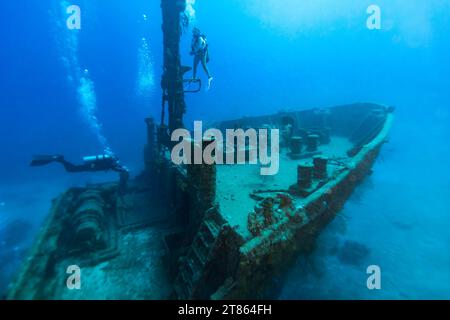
206 77 214 91
30 155 63 167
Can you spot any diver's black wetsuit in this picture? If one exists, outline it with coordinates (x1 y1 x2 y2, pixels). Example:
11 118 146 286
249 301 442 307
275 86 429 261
191 30 212 80
31 155 128 173
58 157 127 173
31 154 130 193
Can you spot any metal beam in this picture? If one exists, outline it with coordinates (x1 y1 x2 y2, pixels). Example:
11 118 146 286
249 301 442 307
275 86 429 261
161 0 187 138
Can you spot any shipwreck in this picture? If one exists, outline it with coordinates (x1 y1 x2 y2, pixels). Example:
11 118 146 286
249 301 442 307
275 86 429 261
7 0 393 300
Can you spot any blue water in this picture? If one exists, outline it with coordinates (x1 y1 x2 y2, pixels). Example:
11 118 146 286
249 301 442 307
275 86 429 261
0 0 449 298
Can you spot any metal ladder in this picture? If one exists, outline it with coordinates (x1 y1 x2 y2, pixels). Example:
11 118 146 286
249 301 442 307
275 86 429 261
174 219 222 299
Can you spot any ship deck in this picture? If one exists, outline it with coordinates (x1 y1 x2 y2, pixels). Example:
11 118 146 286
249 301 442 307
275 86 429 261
54 227 173 300
216 135 354 239
7 182 177 300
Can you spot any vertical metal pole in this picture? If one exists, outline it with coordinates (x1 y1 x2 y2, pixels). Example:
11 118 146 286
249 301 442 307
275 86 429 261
161 0 187 138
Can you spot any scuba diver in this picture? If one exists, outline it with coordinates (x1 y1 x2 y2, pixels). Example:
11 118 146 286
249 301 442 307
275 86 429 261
190 27 213 89
30 154 130 193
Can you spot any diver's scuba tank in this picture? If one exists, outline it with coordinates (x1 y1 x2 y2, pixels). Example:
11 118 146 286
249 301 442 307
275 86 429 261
83 154 113 164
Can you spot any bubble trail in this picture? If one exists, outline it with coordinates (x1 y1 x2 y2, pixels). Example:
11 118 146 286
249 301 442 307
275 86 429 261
136 37 155 98
52 0 111 153
182 0 197 29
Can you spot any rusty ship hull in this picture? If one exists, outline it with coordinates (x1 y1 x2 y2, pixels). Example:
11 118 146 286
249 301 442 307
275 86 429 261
172 103 394 299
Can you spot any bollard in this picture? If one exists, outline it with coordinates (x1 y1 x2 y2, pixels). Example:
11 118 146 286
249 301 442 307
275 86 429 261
290 136 303 155
306 134 320 152
313 156 328 179
298 164 314 189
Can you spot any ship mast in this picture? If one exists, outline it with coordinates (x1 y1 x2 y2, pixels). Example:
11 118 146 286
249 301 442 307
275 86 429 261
160 0 187 145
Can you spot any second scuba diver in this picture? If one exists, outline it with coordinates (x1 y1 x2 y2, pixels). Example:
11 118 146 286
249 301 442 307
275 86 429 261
190 27 213 90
